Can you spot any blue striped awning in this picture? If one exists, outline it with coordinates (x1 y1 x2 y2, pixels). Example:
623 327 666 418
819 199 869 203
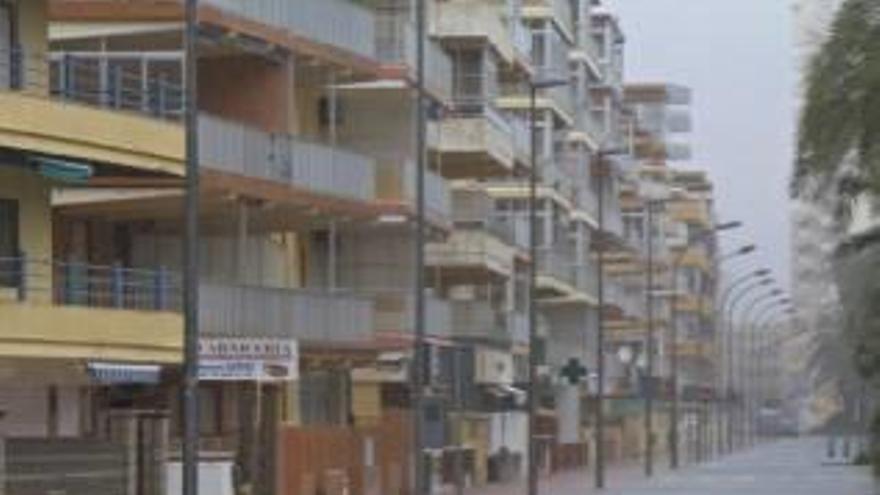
88 363 162 385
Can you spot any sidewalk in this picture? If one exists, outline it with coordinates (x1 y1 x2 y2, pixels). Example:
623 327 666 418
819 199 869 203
461 457 671 495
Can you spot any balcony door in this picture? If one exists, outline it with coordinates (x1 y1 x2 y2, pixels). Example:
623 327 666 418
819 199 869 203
0 2 12 89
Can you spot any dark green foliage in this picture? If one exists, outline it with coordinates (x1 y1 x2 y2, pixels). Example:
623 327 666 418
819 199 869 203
794 0 880 219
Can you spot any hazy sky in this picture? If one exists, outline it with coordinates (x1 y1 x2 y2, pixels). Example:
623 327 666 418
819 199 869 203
610 0 796 290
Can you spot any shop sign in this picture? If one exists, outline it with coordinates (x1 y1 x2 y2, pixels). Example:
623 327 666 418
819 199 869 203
199 337 298 381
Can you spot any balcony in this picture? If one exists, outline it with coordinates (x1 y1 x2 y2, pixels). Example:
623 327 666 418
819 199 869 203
0 257 182 363
523 0 575 39
201 0 376 60
450 301 510 344
431 1 517 63
0 49 183 176
373 292 451 339
199 114 377 203
535 248 576 295
377 159 451 222
376 11 453 101
199 284 374 346
429 111 516 178
426 228 518 278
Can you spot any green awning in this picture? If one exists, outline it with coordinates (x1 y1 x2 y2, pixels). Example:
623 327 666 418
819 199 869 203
31 155 93 183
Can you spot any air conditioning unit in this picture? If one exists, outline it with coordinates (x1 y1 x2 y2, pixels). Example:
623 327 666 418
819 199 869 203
475 349 514 385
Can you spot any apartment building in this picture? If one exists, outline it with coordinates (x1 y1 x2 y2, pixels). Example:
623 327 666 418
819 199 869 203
0 1 185 494
0 0 643 493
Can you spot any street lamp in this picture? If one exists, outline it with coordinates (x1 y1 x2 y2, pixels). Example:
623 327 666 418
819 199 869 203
182 0 200 494
743 296 790 446
527 75 569 495
731 287 783 450
723 277 774 453
668 221 743 470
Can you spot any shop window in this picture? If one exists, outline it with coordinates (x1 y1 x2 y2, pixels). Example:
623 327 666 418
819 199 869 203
0 199 19 287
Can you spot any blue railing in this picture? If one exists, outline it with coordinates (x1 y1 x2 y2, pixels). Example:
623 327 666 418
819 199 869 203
0 257 180 312
0 48 184 121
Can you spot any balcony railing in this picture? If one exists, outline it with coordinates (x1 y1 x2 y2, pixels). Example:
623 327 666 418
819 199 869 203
200 284 373 344
199 114 377 202
202 0 376 60
0 257 180 312
373 292 451 338
0 49 184 121
402 160 451 220
376 11 453 101
536 248 576 287
450 301 509 343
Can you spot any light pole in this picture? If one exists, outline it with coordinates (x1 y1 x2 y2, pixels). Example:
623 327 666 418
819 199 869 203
527 76 568 495
668 221 742 470
752 308 795 443
182 0 200 493
744 297 790 446
723 277 774 453
716 268 770 454
732 288 783 450
702 244 755 462
412 0 428 491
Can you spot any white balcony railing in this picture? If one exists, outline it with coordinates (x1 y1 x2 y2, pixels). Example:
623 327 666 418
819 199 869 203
200 114 377 202
450 301 509 342
403 160 451 220
200 284 374 344
374 292 451 338
376 11 453 101
536 248 576 287
203 0 376 60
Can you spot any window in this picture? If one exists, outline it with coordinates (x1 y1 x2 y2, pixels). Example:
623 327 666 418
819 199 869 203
0 199 19 287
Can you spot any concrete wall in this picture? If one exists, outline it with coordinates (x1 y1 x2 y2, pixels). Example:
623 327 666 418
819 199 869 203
0 385 80 438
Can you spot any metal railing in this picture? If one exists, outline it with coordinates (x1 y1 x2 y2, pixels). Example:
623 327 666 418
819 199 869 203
450 300 509 342
402 159 451 219
199 114 377 202
203 0 376 60
375 10 453 100
0 48 184 120
0 257 180 312
536 248 576 287
200 284 373 344
373 292 451 338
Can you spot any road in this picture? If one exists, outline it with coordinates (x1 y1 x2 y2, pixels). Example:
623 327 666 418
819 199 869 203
466 438 877 494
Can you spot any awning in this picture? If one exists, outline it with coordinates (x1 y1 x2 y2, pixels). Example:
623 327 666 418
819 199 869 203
31 155 93 183
88 363 162 385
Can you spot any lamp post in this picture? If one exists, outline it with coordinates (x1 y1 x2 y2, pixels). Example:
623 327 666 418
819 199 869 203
723 277 774 453
412 0 428 491
668 221 742 470
752 308 795 443
527 76 568 495
744 297 790 446
182 0 200 493
732 288 783 450
703 244 756 461
716 268 769 455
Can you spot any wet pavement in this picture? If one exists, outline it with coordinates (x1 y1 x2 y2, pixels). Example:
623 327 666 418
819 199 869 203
465 437 876 494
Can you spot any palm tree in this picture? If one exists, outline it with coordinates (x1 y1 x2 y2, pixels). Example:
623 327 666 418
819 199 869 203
793 0 880 218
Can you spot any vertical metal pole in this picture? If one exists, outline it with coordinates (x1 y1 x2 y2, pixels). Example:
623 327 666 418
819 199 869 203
595 153 606 490
527 83 540 495
412 0 428 491
645 203 655 477
182 0 200 493
454 347 466 495
670 260 680 469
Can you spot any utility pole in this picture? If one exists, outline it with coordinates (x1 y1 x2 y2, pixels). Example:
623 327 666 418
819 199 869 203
644 201 656 477
182 0 200 494
412 0 428 491
594 152 607 490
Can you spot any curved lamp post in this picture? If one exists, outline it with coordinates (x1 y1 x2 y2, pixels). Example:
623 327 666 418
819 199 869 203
733 288 784 449
745 298 791 445
723 277 774 453
668 221 742 470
